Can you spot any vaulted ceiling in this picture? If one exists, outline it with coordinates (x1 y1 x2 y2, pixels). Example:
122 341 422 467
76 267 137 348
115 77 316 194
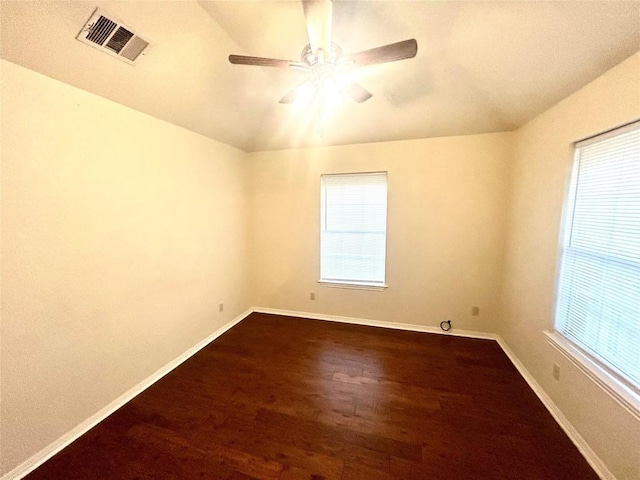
1 1 639 152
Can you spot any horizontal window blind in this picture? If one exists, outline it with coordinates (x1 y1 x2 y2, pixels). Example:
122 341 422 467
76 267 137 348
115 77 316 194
556 122 640 391
320 172 387 285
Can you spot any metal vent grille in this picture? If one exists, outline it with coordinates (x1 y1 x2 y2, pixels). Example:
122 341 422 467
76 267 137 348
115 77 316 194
120 37 149 61
77 8 150 65
105 26 134 53
86 16 116 45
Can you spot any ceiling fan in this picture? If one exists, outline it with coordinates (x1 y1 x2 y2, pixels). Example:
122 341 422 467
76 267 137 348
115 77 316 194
228 0 418 105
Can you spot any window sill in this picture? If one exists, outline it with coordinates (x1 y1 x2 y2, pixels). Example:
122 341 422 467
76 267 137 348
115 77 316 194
544 330 639 420
318 280 388 291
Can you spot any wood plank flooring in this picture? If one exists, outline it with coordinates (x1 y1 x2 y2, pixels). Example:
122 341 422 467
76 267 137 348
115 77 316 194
25 313 598 479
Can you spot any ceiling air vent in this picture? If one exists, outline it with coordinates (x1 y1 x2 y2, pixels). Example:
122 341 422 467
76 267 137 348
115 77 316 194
77 8 150 65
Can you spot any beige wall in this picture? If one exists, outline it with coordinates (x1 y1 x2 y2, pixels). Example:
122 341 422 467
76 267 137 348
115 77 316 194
499 51 640 479
248 133 513 333
3 49 639 479
0 60 251 475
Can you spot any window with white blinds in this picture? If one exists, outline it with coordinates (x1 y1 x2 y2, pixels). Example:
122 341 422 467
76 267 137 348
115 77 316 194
555 121 640 395
320 172 387 287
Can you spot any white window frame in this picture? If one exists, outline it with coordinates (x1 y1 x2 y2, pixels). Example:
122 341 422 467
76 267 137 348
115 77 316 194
549 120 640 419
319 172 388 289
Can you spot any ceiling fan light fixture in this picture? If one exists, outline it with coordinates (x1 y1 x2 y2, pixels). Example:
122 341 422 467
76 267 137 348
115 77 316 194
289 74 343 107
320 74 342 103
295 81 317 105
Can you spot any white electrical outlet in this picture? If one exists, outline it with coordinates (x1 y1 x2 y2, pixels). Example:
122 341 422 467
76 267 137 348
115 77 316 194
552 363 560 381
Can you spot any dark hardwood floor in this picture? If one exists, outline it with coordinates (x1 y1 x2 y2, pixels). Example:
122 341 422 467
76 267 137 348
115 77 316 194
25 313 598 479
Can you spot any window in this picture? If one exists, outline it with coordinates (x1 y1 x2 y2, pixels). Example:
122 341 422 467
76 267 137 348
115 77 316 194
320 172 387 287
553 121 639 410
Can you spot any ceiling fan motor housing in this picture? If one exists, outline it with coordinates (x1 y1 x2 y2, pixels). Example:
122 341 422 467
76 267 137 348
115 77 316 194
300 42 343 68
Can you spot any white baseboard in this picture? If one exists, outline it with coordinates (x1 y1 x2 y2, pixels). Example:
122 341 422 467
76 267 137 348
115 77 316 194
1 308 253 480
252 307 498 340
495 337 614 480
3 307 613 480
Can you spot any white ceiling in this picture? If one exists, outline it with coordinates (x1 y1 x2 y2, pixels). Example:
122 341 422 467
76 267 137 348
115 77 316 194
1 1 639 152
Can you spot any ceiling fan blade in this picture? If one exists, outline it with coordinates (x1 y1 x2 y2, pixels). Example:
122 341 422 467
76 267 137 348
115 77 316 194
344 39 418 68
341 82 372 103
302 0 332 55
229 54 300 68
